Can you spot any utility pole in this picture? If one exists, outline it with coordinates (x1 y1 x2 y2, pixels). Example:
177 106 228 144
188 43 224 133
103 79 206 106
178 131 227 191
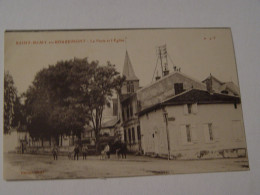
159 48 163 76
162 107 171 160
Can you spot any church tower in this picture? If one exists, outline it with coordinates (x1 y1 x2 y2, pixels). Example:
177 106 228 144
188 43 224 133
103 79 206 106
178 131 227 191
121 50 139 94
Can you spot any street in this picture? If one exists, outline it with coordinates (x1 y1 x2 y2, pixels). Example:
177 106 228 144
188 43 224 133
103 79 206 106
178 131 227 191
3 153 249 180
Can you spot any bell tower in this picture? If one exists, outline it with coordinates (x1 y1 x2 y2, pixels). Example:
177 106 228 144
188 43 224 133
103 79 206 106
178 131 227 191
121 50 139 94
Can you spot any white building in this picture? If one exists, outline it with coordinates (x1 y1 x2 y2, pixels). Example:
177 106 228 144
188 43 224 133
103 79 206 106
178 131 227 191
138 88 247 159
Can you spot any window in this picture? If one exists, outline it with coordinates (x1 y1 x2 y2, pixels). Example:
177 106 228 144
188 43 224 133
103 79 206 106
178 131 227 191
130 82 134 93
127 82 130 93
174 83 184 95
203 123 214 142
128 128 131 143
128 105 131 118
186 125 192 142
187 104 192 114
122 110 125 121
124 129 127 142
234 103 237 109
184 103 198 115
137 125 141 140
132 128 135 143
180 124 193 144
126 106 129 118
127 81 135 93
130 104 133 117
208 123 213 141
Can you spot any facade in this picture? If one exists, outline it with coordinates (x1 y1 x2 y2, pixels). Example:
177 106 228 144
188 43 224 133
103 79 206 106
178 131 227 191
119 51 142 152
138 89 246 160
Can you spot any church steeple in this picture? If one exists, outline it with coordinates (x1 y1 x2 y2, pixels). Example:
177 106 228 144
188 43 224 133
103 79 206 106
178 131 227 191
123 51 139 81
121 51 139 94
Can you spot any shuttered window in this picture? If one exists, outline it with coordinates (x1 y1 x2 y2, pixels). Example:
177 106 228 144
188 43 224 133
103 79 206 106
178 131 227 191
203 123 214 143
180 124 192 144
132 128 135 143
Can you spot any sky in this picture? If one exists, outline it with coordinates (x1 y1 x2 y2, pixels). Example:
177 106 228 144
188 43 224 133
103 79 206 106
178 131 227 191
4 28 239 95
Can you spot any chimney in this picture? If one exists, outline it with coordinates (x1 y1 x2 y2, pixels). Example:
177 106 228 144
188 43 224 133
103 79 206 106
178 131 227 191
163 70 169 76
206 74 214 94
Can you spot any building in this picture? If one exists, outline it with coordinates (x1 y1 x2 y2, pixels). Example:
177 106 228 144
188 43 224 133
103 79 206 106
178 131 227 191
137 83 246 160
119 51 142 152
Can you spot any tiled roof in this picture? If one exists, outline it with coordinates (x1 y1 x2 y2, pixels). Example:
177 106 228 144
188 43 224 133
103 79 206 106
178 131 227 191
163 89 240 104
138 89 240 116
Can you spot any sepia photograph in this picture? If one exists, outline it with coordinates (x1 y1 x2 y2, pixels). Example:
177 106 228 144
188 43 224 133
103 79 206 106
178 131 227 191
3 28 249 180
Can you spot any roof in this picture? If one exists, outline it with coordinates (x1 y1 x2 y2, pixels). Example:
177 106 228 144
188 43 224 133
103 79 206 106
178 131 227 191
136 71 206 94
84 117 119 131
138 89 240 116
202 74 240 95
122 51 139 81
101 117 119 128
202 74 224 85
219 81 240 95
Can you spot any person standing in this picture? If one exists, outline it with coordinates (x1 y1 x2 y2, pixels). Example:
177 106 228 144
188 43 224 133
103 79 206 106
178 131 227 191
52 146 58 160
74 145 79 160
105 144 110 159
82 145 88 160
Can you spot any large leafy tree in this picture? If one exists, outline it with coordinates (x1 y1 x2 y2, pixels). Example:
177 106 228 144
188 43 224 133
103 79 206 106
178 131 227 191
4 71 19 134
24 58 124 146
86 62 125 144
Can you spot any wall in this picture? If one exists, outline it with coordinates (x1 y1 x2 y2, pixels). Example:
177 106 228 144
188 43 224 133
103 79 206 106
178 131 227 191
137 72 206 110
140 103 247 159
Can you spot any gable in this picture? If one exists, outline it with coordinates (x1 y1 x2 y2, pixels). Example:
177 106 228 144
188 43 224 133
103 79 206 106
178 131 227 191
136 71 206 110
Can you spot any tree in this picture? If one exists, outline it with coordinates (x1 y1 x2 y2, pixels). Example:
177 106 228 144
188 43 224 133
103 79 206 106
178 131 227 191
24 58 125 147
86 62 125 146
4 71 18 134
24 59 92 142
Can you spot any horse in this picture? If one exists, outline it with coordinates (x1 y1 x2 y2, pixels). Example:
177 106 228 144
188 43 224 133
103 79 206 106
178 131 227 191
115 142 127 159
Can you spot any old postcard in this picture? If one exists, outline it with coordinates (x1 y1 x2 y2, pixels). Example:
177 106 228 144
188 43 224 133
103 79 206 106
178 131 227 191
3 28 249 180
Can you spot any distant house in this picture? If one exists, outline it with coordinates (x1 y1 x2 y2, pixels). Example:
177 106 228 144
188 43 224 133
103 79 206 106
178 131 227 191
100 116 119 136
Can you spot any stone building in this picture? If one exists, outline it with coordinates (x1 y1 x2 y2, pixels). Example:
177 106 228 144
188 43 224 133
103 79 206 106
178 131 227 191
137 73 246 159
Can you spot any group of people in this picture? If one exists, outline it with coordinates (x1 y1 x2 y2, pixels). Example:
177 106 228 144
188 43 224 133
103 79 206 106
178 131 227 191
52 144 112 160
51 143 127 160
73 145 88 160
52 145 89 160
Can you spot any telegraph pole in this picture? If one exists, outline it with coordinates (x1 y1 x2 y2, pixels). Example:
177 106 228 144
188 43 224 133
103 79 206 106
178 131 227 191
162 107 171 160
